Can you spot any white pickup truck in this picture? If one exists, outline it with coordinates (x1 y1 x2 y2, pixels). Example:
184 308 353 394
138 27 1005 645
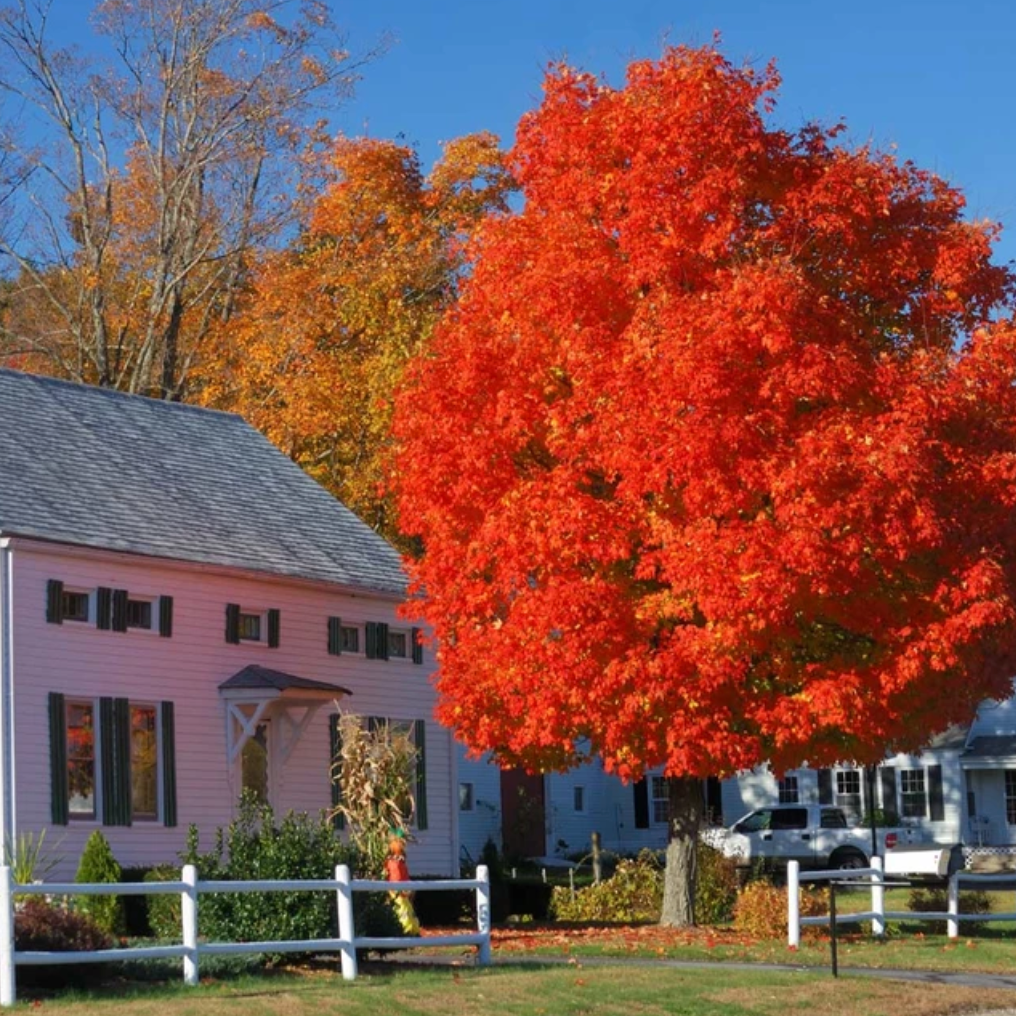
703 803 919 871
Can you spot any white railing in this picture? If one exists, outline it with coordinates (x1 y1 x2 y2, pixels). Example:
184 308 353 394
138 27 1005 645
0 863 492 1007
787 859 1016 947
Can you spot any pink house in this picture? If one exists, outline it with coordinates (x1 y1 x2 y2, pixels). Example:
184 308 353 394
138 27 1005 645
0 369 457 877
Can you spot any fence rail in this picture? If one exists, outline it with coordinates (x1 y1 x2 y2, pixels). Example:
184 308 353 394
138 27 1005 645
0 863 492 1007
787 858 1016 947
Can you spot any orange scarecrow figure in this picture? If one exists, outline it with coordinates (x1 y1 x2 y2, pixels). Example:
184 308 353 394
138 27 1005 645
384 830 420 935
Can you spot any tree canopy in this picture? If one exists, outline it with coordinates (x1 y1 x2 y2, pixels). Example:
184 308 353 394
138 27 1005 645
204 132 513 540
393 46 1016 784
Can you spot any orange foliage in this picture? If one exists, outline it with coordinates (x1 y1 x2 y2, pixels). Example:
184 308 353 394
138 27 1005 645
393 46 1016 779
204 132 513 539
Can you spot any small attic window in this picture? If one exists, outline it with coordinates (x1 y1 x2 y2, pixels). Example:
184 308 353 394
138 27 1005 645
62 591 89 623
126 598 153 630
238 612 262 641
387 630 408 658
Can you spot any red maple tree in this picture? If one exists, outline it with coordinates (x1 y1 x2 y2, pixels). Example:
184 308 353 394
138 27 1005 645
392 46 1016 925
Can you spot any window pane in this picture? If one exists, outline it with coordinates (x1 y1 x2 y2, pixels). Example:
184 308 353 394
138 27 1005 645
459 782 474 811
62 592 89 623
650 777 668 824
127 600 152 630
388 631 407 658
241 723 269 803
131 706 158 819
778 775 799 804
574 786 585 812
341 626 359 653
900 769 926 818
238 613 261 641
772 808 808 830
66 702 95 818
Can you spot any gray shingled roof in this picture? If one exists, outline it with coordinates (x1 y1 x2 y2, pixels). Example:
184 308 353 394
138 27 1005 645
219 665 352 696
0 369 406 595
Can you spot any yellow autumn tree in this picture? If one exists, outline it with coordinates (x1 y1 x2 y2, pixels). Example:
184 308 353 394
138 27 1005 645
203 133 513 541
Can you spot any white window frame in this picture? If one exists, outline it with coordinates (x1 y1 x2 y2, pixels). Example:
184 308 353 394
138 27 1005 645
778 774 799 804
650 775 669 825
61 587 93 625
834 768 862 820
126 594 158 635
387 628 410 660
65 698 164 823
899 767 928 819
237 608 267 644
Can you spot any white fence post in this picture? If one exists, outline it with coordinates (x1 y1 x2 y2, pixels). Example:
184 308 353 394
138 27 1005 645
870 856 885 938
0 865 14 1007
182 864 199 986
787 860 800 949
476 864 492 966
336 864 357 981
947 872 960 940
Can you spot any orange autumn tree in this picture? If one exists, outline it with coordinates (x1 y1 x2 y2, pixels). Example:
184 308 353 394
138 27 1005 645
205 133 512 540
392 46 1016 926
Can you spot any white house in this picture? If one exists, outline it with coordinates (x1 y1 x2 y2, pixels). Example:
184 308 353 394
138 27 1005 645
459 697 1016 864
0 369 457 878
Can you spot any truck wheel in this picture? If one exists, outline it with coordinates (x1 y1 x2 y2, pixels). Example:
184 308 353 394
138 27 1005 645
830 848 867 870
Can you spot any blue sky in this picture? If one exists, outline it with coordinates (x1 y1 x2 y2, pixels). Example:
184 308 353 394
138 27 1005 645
331 0 1016 267
42 1 1015 267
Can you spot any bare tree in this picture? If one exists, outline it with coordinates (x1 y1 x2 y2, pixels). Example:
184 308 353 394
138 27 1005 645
0 0 382 397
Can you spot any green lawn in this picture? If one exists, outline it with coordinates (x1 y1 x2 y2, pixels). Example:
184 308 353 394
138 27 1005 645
20 964 1016 1016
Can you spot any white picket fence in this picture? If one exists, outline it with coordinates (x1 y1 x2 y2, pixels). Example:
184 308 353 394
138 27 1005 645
0 863 492 1007
787 858 1016 946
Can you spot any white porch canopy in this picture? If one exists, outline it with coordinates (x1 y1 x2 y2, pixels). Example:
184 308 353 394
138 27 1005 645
219 664 352 765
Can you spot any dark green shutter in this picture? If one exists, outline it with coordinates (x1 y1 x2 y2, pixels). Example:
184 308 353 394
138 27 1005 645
46 580 64 624
414 719 428 831
329 714 345 830
161 701 177 827
49 692 68 825
365 622 390 661
225 603 240 644
267 608 280 648
928 764 945 822
159 596 174 638
880 767 898 819
411 628 424 665
633 778 649 829
96 587 112 630
112 589 129 633
328 617 342 655
817 768 834 805
100 697 131 826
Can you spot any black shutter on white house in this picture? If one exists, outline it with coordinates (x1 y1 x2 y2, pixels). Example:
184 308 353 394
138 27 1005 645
159 596 174 638
633 779 650 829
880 767 899 819
100 697 132 826
48 692 68 825
267 608 281 648
46 580 64 624
817 769 833 805
161 701 177 827
111 589 129 633
414 719 428 830
365 622 389 661
928 765 945 822
327 617 342 655
225 603 240 644
411 628 424 665
96 587 112 630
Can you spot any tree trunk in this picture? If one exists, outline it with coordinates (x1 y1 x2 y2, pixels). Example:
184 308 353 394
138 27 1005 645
660 775 702 927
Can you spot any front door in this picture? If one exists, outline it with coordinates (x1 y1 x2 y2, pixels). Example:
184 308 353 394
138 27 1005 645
500 768 546 859
241 720 271 805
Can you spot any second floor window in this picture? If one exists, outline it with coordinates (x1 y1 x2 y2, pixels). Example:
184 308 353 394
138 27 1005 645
238 613 262 641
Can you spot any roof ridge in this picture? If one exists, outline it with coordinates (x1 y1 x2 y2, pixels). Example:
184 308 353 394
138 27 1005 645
0 367 241 422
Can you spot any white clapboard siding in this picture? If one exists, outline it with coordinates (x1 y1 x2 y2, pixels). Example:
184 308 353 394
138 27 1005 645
10 541 454 879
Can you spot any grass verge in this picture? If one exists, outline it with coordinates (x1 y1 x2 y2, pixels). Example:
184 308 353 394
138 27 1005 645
20 963 1016 1016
